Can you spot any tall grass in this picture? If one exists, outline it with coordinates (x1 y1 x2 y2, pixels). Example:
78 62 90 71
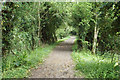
72 42 119 78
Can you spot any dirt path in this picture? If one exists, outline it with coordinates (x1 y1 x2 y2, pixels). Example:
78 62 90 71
29 36 80 78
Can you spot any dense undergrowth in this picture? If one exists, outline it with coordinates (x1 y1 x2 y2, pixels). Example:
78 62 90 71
72 40 119 79
3 44 55 78
2 37 70 78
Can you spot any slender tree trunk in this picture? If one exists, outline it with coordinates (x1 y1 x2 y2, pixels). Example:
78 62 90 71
92 3 99 54
38 2 41 46
92 23 99 54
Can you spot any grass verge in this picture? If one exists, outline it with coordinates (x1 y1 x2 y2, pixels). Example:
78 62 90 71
72 40 119 78
2 36 70 78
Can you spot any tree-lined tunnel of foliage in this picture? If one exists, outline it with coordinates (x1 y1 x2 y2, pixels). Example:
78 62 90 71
1 2 120 78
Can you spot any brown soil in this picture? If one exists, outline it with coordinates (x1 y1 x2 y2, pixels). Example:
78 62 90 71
29 36 82 78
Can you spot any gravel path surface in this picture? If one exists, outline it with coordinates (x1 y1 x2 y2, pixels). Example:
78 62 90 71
29 36 81 78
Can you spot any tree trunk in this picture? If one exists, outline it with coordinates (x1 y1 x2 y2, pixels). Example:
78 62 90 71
38 2 41 46
92 24 99 54
92 1 100 54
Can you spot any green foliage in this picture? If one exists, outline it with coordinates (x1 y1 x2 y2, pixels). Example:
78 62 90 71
2 36 69 78
2 2 39 55
2 2 68 55
70 2 120 54
71 3 93 48
72 39 78 51
2 43 56 78
0 59 2 79
2 2 120 78
56 23 72 39
96 3 120 53
3 67 28 78
72 43 119 78
2 2 72 78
